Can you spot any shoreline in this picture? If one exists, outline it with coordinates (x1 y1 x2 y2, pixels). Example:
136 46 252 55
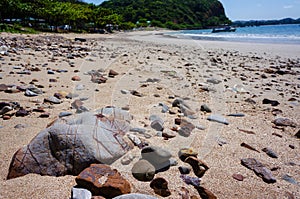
0 31 299 199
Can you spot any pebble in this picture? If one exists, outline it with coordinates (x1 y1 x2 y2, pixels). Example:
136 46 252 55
150 177 171 197
179 166 191 174
44 96 61 104
113 194 158 199
75 84 85 91
262 147 278 158
39 112 50 118
295 130 300 138
47 70 55 74
200 104 212 113
121 154 134 165
149 115 164 131
227 113 245 117
178 148 198 161
131 159 156 181
0 105 13 115
207 114 229 125
158 102 169 113
184 156 209 178
272 118 297 127
14 124 28 129
130 127 146 134
207 78 221 84
15 109 30 117
71 76 81 81
127 133 143 148
121 89 130 94
232 173 244 181
58 112 72 118
71 187 92 199
108 69 119 77
282 174 299 185
180 175 201 187
25 89 39 97
241 158 276 183
262 98 280 106
141 146 172 172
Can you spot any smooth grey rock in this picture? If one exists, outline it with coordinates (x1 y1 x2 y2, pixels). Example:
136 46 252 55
75 84 85 91
0 106 13 115
207 114 229 125
207 78 221 84
66 93 79 99
150 115 164 131
141 146 171 171
131 159 156 182
272 118 297 127
71 187 92 199
158 102 169 113
130 127 146 134
14 124 28 129
113 193 158 199
47 70 55 74
7 107 133 179
59 112 73 118
282 174 299 185
44 96 61 104
25 89 38 97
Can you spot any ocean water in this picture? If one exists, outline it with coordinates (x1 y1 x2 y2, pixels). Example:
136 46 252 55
167 24 300 44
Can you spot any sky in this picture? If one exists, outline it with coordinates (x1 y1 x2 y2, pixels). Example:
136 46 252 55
83 0 300 21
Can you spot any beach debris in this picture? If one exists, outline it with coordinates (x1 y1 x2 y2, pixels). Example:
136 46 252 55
76 164 131 198
232 173 244 181
262 147 278 158
272 118 297 127
241 158 276 183
207 114 229 125
150 177 171 197
7 107 133 179
262 98 280 106
241 142 260 153
131 159 156 181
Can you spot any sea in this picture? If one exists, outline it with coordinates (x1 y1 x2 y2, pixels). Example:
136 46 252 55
166 24 300 45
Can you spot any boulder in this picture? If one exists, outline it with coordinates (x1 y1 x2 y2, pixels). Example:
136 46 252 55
76 164 131 198
7 107 133 179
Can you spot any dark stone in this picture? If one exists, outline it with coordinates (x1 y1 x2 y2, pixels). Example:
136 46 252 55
241 158 276 183
141 146 171 172
195 186 217 199
150 177 171 197
295 130 300 138
178 166 191 174
76 164 131 198
75 38 87 42
262 98 280 106
180 175 201 187
200 104 211 113
262 147 278 158
15 108 30 117
131 159 155 182
184 156 209 178
272 118 297 127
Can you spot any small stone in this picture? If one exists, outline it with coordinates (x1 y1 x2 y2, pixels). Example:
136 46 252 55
184 156 209 178
150 177 171 197
25 89 38 97
44 96 61 104
121 154 134 165
207 114 229 125
282 174 299 185
3 115 11 120
75 84 85 91
162 129 176 139
47 70 55 74
150 115 164 131
141 146 171 172
108 69 119 77
158 103 169 113
127 134 142 148
130 128 146 134
195 186 217 199
207 78 221 84
131 159 155 181
14 124 28 129
15 109 30 117
76 164 131 198
180 175 201 187
200 104 211 113
121 89 130 94
241 158 276 183
227 113 245 117
262 147 278 158
179 166 191 174
131 90 143 97
39 112 50 118
272 118 297 127
71 76 81 81
262 98 280 106
0 105 13 115
71 187 92 199
66 93 79 99
232 173 244 181
178 148 198 161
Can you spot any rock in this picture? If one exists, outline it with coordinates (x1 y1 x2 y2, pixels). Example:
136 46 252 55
47 69 55 74
76 164 131 198
200 104 211 113
7 107 133 179
75 84 85 91
127 134 143 148
15 108 30 117
121 154 134 165
39 112 50 118
272 118 297 127
180 175 201 187
14 124 28 129
75 38 87 42
241 158 276 183
179 166 191 174
0 105 13 115
150 178 171 197
207 78 221 84
162 129 176 139
149 115 164 131
71 76 81 81
232 173 244 181
172 98 196 118
195 186 217 199
262 147 278 158
130 90 143 97
71 99 83 109
0 84 9 91
108 69 119 77
130 128 146 134
113 194 158 199
66 93 79 99
71 187 92 199
141 146 172 172
207 114 229 125
241 142 260 153
184 156 209 178
282 174 299 185
178 148 198 161
59 112 73 118
262 98 280 106
178 120 195 137
121 89 130 94
295 130 300 138
3 115 11 120
44 96 61 104
158 103 169 113
245 98 256 104
25 89 39 97
227 113 245 117
131 159 156 181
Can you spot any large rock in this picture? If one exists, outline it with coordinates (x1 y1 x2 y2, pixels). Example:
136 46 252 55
76 164 131 198
7 107 133 179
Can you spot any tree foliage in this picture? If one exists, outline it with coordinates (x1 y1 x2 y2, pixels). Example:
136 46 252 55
0 0 230 31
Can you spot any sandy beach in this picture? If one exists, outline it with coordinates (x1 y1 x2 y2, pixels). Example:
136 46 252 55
0 31 299 199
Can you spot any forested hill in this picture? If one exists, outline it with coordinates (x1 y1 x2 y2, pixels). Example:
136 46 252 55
101 0 231 29
0 0 230 31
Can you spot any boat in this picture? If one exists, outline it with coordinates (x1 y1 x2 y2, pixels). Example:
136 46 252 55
212 26 236 33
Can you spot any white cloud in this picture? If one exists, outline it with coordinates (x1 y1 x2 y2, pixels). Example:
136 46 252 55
283 5 294 9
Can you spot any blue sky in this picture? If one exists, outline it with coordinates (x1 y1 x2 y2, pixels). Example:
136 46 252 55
83 0 300 21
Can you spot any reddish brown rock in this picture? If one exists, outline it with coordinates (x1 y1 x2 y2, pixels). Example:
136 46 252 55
195 186 217 199
76 164 131 198
232 173 244 181
108 69 119 78
71 76 81 81
184 156 209 178
150 177 171 197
